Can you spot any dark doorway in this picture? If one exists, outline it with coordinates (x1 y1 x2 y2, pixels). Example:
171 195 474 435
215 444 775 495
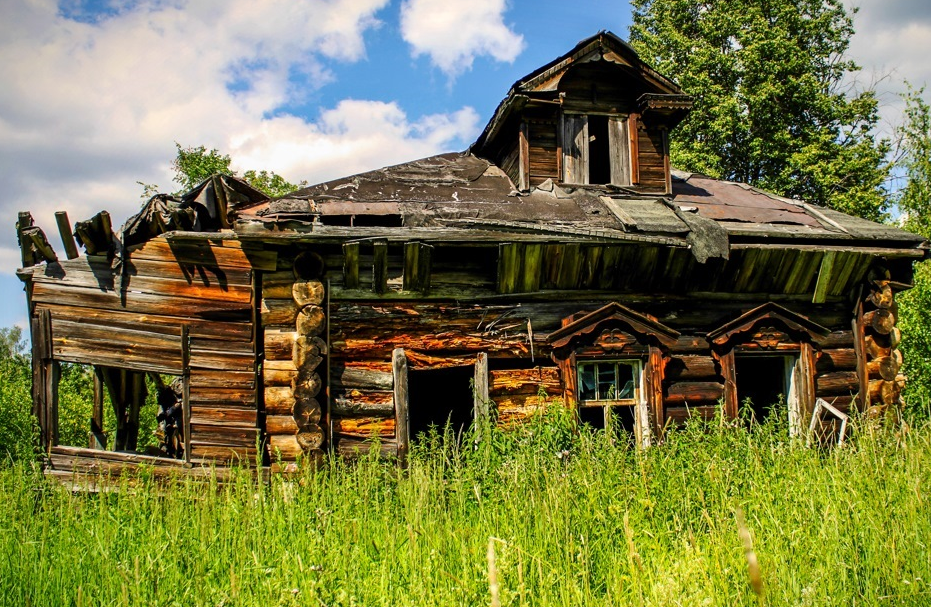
408 365 474 440
735 355 792 423
588 114 611 184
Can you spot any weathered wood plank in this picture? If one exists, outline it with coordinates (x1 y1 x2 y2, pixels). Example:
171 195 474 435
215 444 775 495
393 348 410 461
331 389 394 416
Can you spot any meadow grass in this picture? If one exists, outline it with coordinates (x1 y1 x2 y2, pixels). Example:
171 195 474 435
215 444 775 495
0 410 929 606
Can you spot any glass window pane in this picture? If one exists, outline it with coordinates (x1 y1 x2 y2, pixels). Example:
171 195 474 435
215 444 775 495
579 364 597 401
596 363 617 400
617 363 636 399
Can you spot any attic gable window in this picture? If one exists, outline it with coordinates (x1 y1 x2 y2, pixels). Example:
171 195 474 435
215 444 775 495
562 113 631 186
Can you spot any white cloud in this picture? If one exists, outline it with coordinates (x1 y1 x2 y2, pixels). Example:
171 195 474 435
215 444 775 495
846 0 931 136
400 0 525 76
0 0 482 320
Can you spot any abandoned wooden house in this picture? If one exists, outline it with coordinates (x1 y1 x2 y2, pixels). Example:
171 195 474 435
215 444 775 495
16 31 928 476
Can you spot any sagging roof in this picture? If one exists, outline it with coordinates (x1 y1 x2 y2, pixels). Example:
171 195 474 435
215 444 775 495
224 151 926 262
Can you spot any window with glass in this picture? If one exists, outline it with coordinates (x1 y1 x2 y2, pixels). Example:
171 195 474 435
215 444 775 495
577 359 642 433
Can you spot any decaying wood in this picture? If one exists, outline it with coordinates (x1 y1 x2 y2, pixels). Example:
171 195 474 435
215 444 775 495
816 371 859 396
74 211 113 256
393 348 410 461
815 348 857 373
269 435 303 460
293 397 322 426
661 355 719 381
489 367 561 395
336 436 398 458
292 280 325 306
868 281 894 308
332 416 395 438
869 379 901 406
292 373 322 399
867 351 903 381
331 390 393 415
372 241 388 294
296 305 326 336
54 211 80 260
296 424 324 450
474 353 490 440
293 335 326 370
343 242 360 289
331 365 393 390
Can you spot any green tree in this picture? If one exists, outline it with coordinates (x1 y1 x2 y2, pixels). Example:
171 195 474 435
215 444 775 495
629 0 890 220
168 143 304 198
893 86 931 413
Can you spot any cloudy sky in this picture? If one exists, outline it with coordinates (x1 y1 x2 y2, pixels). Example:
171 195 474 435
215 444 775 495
0 0 928 328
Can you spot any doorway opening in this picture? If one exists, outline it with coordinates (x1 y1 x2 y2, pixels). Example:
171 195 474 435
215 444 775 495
734 354 796 424
588 115 611 184
407 365 475 441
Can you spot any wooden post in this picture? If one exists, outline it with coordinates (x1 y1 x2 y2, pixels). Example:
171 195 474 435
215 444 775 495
392 348 409 463
342 242 360 289
628 114 640 185
32 308 56 451
54 211 79 260
798 342 816 431
90 366 106 450
719 351 738 420
518 121 530 191
17 212 37 268
372 241 388 294
645 346 664 445
473 353 490 441
853 300 869 412
181 324 192 463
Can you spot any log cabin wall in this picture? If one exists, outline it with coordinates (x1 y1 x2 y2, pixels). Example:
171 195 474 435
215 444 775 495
27 236 274 462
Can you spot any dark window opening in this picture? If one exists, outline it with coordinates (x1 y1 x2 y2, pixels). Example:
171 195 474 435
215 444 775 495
579 404 635 435
319 214 403 227
735 355 792 424
407 365 474 440
588 115 611 185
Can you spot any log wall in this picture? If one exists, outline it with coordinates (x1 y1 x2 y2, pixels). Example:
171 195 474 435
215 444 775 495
29 237 273 463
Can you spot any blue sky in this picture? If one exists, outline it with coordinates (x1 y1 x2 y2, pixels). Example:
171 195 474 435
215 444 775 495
0 0 928 329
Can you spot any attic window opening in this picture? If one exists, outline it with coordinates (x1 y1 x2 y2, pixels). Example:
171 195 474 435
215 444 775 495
562 113 631 186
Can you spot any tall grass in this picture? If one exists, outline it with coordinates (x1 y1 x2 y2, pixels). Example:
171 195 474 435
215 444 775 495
1 409 929 606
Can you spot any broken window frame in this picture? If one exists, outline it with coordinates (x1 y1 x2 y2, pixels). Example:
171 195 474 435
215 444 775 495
576 358 644 431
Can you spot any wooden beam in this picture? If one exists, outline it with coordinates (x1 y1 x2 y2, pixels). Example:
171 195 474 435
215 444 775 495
797 342 816 434
629 114 640 184
719 350 738 420
518 122 530 191
372 241 388 294
342 242 360 289
473 352 490 441
181 324 192 464
403 242 433 293
55 211 80 260
392 348 409 463
853 300 869 412
646 346 664 444
812 251 837 303
496 243 522 294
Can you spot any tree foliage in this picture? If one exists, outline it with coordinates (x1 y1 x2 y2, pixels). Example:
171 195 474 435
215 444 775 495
892 86 931 413
629 0 890 220
167 143 304 198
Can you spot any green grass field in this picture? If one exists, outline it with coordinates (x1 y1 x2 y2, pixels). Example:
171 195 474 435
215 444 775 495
1 406 929 606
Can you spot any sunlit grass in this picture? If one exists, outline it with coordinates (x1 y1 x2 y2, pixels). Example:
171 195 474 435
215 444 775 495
0 407 929 606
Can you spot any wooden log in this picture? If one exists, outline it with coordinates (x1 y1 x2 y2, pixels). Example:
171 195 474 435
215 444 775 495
815 348 858 373
393 348 410 461
266 415 298 435
261 271 295 299
268 435 302 461
343 242 360 289
265 386 295 415
664 405 719 424
868 281 894 308
296 424 324 450
189 407 257 425
293 251 325 280
331 365 393 390
261 298 298 326
264 329 296 360
336 436 398 458
869 379 900 406
189 443 257 463
292 373 323 399
867 351 903 381
372 241 388 294
54 211 79 260
293 335 326 370
296 305 326 337
864 309 896 335
293 397 322 426
662 356 719 382
292 280 325 306
663 381 724 406
332 417 394 438
489 367 561 395
889 326 901 349
864 334 892 360
128 237 276 271
817 371 860 396
331 390 394 416
264 360 297 387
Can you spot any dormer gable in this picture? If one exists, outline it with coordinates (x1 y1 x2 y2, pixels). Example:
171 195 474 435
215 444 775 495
472 32 693 194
